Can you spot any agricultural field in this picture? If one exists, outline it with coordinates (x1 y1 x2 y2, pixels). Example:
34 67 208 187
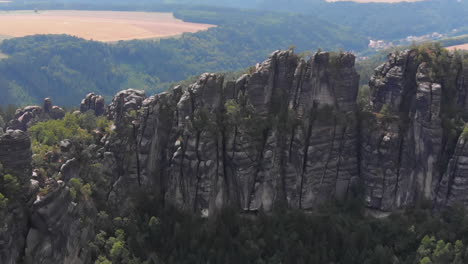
446 43 468 51
0 10 216 42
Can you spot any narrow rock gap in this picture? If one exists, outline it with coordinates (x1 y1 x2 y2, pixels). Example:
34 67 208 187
445 140 466 202
393 132 405 207
178 134 188 206
333 125 347 197
320 116 337 185
299 109 315 209
193 131 202 213
247 127 270 210
132 122 141 187
428 83 433 123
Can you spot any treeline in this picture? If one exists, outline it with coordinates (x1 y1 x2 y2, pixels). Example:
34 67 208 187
23 109 468 263
440 35 468 48
9 0 468 40
0 7 366 106
2 1 467 106
26 107 468 263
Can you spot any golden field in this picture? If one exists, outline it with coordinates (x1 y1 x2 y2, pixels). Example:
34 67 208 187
446 43 468 51
0 10 216 42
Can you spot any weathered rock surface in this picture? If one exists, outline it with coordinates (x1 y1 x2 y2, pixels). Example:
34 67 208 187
361 52 443 211
108 89 146 124
80 93 106 116
362 50 467 211
116 50 361 216
3 48 468 263
0 130 32 264
436 135 468 207
24 182 95 264
7 98 65 131
104 49 468 214
0 129 32 182
0 123 93 264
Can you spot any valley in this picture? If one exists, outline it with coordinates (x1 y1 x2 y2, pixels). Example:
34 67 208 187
1 1 468 263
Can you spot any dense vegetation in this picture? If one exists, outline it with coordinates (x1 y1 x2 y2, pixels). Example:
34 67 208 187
83 195 468 264
0 6 365 106
21 108 468 263
10 0 468 40
2 0 468 262
20 45 468 261
24 112 468 264
2 0 468 106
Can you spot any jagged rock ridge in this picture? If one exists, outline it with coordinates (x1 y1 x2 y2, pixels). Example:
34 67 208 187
1 48 468 263
117 50 361 215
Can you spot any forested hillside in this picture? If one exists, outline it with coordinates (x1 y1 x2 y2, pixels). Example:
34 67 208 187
0 8 366 105
11 0 468 40
3 45 468 264
2 0 468 105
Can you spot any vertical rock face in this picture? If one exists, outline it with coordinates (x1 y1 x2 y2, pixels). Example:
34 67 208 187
436 135 468 207
128 50 360 215
3 47 468 264
24 182 95 264
0 130 32 264
0 130 32 181
0 129 93 264
436 58 468 208
117 48 467 214
80 93 106 116
369 50 419 113
362 51 445 211
108 89 146 124
362 49 468 211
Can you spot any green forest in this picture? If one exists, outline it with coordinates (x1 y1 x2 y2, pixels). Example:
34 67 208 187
1 0 468 106
9 0 468 40
1 110 466 264
2 1 468 263
0 7 366 106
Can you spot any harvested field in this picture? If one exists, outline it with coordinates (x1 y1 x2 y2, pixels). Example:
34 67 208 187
0 10 216 42
446 43 468 51
326 0 426 2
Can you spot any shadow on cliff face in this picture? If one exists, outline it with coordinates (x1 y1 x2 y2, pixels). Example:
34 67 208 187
1 45 468 263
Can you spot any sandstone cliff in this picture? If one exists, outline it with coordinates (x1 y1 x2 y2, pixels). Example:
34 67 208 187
1 47 468 263
107 51 360 216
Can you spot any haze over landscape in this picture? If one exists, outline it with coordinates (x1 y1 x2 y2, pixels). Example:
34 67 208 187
326 0 426 2
1 1 468 264
0 10 215 42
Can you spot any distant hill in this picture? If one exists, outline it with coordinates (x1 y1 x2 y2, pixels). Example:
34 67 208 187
0 8 366 106
2 0 468 106
6 0 468 40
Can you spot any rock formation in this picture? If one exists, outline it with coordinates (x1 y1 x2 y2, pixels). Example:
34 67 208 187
2 47 468 263
113 50 361 216
107 49 468 214
361 51 445 211
80 93 106 116
7 98 65 131
0 130 32 264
